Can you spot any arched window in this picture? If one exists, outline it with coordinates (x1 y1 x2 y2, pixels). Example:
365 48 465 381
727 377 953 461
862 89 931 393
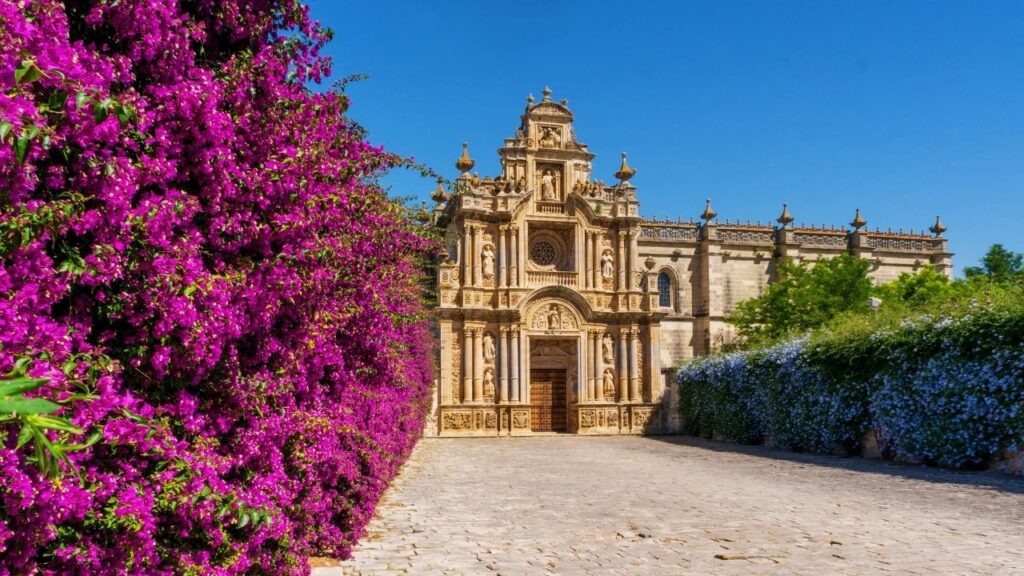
657 272 672 308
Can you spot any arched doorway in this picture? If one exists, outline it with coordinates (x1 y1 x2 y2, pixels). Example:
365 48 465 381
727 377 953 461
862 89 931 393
522 297 586 433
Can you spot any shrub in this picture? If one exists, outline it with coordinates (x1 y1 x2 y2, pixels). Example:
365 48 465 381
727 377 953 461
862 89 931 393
1 2 434 574
679 298 1024 468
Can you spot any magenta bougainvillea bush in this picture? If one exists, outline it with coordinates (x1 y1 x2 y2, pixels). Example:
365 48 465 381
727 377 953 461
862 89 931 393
0 1 434 574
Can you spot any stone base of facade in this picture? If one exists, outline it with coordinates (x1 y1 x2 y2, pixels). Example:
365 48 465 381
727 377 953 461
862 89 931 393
569 403 661 434
437 403 662 436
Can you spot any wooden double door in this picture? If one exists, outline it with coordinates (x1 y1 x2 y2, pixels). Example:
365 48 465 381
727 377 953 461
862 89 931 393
530 369 567 432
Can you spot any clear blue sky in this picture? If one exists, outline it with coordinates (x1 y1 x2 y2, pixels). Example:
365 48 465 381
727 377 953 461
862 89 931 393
311 1 1024 273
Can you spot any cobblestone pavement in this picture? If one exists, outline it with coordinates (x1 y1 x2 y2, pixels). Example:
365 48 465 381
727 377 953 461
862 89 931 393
322 436 1024 576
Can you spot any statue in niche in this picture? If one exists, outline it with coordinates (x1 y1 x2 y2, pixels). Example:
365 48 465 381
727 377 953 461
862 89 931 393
601 250 615 279
603 368 616 399
483 368 495 399
539 126 560 148
481 244 495 278
602 333 614 363
483 332 496 361
540 170 556 201
546 305 561 331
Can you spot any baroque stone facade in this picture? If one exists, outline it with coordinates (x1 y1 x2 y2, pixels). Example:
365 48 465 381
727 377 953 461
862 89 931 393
429 88 952 436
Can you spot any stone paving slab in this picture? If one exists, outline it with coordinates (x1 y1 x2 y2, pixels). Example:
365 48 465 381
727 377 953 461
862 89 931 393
317 436 1024 576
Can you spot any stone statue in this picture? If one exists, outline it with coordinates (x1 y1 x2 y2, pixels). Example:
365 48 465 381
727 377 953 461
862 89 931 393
603 368 616 399
541 170 555 201
539 126 559 148
602 333 614 363
546 305 561 331
483 332 495 361
601 251 614 279
483 368 495 399
481 244 495 278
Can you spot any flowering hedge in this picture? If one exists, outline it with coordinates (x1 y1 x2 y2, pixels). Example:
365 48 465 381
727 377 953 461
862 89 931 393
678 304 1024 469
1 1 434 575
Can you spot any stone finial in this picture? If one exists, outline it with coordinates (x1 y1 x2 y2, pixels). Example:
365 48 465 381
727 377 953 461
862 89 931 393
929 215 947 237
777 203 794 227
701 198 717 222
431 178 448 203
414 201 431 224
615 152 636 182
542 86 552 102
644 256 656 270
850 208 867 231
455 142 475 175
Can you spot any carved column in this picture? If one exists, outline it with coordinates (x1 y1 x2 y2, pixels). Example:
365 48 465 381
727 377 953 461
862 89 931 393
584 231 592 289
617 328 628 402
511 227 520 287
625 230 633 293
472 327 483 402
595 332 605 401
626 227 634 289
593 233 601 290
462 326 472 403
510 327 521 402
460 228 469 288
586 331 596 402
472 226 482 287
628 326 640 402
498 226 507 288
617 231 626 291
498 326 509 402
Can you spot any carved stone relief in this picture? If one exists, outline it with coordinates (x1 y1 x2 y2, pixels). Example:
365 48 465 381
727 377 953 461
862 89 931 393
442 411 472 431
531 303 578 331
512 410 529 429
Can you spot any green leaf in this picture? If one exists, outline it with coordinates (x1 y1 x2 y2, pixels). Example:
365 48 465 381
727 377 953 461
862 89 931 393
16 425 34 449
10 357 31 377
75 91 89 109
14 136 30 165
0 121 11 142
93 98 112 123
47 90 69 112
14 60 42 85
0 397 59 415
236 512 250 529
0 375 49 396
25 414 83 434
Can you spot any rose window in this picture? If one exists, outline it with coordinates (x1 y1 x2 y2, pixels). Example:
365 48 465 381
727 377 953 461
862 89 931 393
531 241 557 266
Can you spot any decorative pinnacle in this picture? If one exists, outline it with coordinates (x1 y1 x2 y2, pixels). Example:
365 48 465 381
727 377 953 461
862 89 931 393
455 142 475 175
929 215 947 237
615 152 636 182
850 208 867 231
701 198 717 222
644 256 657 270
777 203 794 227
430 178 448 203
542 86 552 102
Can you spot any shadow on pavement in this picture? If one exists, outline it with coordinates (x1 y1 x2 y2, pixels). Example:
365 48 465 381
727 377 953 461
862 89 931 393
643 434 1024 495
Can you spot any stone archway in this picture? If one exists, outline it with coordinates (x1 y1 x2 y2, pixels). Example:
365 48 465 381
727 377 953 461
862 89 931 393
522 297 586 433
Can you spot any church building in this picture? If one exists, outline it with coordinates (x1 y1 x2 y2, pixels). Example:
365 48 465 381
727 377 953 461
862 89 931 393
428 88 952 436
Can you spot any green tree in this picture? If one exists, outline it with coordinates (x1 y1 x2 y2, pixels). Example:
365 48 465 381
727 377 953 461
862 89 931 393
728 253 872 347
964 244 1024 283
873 265 953 310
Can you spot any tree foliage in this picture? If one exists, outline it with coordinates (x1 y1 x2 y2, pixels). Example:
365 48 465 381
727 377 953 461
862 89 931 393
728 253 872 347
964 243 1024 284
